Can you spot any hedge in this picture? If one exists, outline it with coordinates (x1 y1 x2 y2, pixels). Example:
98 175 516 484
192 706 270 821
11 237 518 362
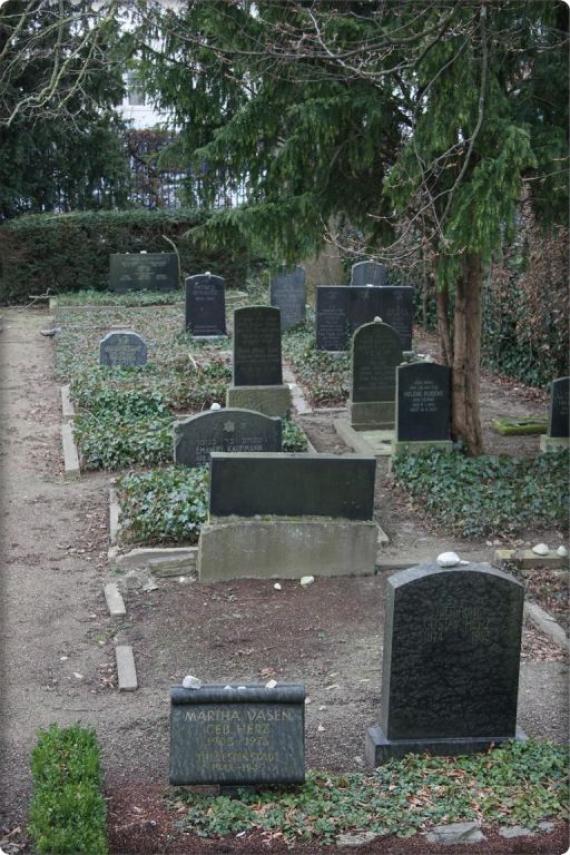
0 208 254 303
28 724 108 854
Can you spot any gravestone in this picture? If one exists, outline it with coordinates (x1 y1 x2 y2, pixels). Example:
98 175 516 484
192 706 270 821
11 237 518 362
99 330 147 367
540 376 569 452
170 684 305 785
315 286 414 351
270 266 306 331
394 362 453 452
185 273 227 337
209 452 375 519
199 452 379 580
365 562 526 765
109 252 178 293
350 260 388 287
315 287 350 351
227 306 291 417
173 409 282 467
350 320 402 429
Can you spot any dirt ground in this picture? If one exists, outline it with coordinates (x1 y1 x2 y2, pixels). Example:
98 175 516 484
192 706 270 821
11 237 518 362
0 309 568 855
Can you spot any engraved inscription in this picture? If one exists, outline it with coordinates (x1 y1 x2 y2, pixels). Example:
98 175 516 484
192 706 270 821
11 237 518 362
403 379 444 414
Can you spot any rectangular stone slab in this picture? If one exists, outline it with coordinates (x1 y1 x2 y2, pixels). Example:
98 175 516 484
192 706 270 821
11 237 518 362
233 306 283 386
549 377 569 437
169 684 305 785
209 452 376 520
396 363 451 441
270 266 306 331
185 274 227 336
316 286 414 351
109 253 178 292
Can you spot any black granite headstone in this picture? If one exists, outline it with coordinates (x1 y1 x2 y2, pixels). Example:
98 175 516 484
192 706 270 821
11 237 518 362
209 452 376 520
170 684 305 785
396 363 451 441
99 330 147 367
173 409 282 467
316 286 414 351
366 563 525 763
185 273 227 336
549 376 569 437
350 260 388 287
109 252 178 293
270 266 306 331
352 321 403 403
315 287 350 351
233 306 283 386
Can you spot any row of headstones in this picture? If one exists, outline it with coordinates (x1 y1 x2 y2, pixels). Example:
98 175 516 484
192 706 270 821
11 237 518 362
109 250 414 352
170 560 527 785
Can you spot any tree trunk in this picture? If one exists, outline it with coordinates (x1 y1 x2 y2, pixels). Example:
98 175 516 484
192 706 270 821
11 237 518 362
451 253 484 455
436 285 452 366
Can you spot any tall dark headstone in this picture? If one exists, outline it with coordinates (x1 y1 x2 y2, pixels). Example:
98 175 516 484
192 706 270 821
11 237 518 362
350 320 402 429
549 376 569 438
233 306 282 386
173 409 282 467
170 684 305 785
396 363 451 442
270 266 306 331
315 287 350 351
315 286 414 351
185 273 227 337
109 252 178 293
99 330 147 367
366 563 526 764
350 260 388 287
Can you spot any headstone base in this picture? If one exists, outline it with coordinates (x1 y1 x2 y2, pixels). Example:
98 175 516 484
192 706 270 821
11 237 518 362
350 401 395 430
392 439 454 455
227 385 292 417
198 518 382 581
540 435 569 453
365 724 527 766
188 334 228 341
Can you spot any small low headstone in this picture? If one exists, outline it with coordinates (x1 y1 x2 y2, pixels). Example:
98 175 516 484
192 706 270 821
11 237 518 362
270 266 306 331
169 683 305 785
185 273 227 337
365 562 526 765
99 330 147 367
540 376 569 452
350 260 388 287
109 252 178 293
394 362 452 451
173 409 282 467
350 320 402 429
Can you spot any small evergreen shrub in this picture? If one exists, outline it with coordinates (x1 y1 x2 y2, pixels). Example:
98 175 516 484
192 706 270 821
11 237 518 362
28 724 108 855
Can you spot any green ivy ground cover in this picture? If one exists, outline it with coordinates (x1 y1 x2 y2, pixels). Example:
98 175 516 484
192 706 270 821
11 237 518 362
283 322 350 407
168 740 568 845
55 289 184 307
392 448 570 538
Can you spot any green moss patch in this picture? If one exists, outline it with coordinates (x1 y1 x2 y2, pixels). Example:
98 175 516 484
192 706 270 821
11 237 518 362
491 416 548 436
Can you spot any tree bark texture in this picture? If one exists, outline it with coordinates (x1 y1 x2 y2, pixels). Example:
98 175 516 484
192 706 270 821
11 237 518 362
451 253 484 455
436 285 452 367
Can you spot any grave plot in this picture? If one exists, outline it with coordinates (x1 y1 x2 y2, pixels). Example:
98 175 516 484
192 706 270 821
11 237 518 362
55 288 309 476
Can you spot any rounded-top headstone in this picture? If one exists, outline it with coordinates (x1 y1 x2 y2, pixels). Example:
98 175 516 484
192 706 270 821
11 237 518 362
350 260 388 287
173 408 282 467
351 320 403 403
99 330 147 367
185 272 227 337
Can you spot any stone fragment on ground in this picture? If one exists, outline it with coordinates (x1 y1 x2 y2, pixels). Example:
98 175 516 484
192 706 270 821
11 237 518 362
424 821 485 845
336 830 381 847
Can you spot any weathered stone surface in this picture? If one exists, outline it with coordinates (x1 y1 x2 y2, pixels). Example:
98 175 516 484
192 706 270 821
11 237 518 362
366 563 525 763
270 266 306 331
198 519 379 581
233 306 282 386
109 252 178 293
226 385 292 418
498 826 535 839
316 286 414 351
99 330 147 367
350 260 388 287
336 830 382 846
174 409 282 466
396 362 451 442
352 320 403 404
209 452 376 520
548 376 569 437
425 822 486 845
185 273 226 336
169 684 305 785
